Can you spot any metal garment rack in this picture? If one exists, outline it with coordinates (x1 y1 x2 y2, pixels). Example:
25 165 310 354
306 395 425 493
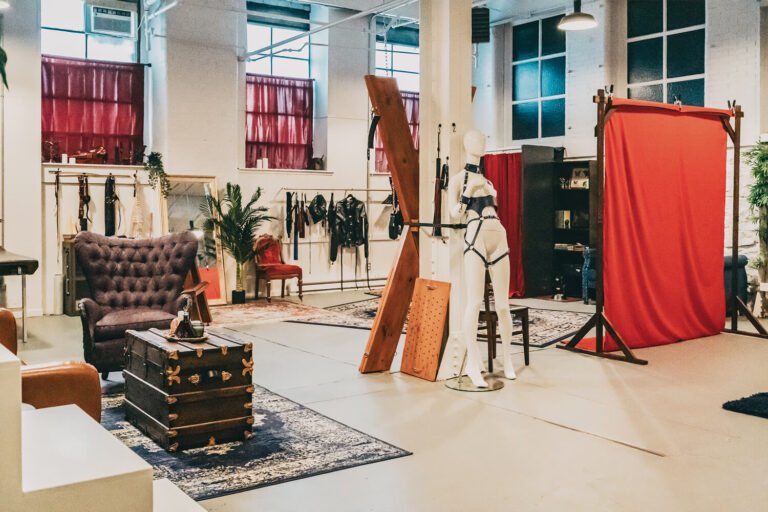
558 89 768 365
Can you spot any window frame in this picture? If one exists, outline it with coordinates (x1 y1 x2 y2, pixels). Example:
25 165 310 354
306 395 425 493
510 16 567 141
375 42 420 93
626 0 706 105
246 22 312 80
40 0 140 63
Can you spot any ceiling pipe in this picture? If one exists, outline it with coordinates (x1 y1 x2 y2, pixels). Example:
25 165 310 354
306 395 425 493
245 0 418 59
247 10 329 27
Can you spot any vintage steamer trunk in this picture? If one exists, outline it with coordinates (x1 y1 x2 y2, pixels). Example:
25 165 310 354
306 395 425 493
124 329 255 452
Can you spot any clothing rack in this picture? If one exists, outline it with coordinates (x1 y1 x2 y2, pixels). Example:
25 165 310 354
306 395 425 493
44 170 151 186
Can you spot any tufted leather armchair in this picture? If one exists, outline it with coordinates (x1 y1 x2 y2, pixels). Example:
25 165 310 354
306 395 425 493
0 309 102 422
74 231 200 378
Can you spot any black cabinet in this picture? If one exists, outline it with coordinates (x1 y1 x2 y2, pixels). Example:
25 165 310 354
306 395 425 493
62 236 90 316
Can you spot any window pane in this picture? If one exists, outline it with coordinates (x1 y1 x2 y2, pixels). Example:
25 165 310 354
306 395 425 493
541 15 565 56
541 98 565 138
41 0 85 31
667 79 704 107
627 84 663 102
668 0 705 30
393 51 419 74
272 27 309 59
393 71 419 92
375 68 392 77
87 34 136 63
41 29 86 59
541 57 565 97
627 0 662 38
272 57 308 78
627 37 662 83
512 20 538 61
247 57 271 75
667 29 704 78
247 24 271 54
513 102 539 140
513 61 539 101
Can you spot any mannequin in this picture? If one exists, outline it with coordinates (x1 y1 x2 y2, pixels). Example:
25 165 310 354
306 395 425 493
448 130 517 387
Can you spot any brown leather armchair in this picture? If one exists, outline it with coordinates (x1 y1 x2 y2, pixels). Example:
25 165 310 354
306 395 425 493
0 309 101 422
75 232 200 379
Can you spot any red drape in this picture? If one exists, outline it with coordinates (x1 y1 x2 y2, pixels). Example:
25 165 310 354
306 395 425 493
41 55 144 164
484 153 525 298
375 91 419 172
245 74 314 170
580 99 728 351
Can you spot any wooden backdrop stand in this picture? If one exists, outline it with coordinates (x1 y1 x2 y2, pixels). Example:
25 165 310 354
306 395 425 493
560 90 768 365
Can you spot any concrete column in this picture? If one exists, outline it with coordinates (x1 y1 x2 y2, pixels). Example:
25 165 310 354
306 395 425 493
2 1 43 316
418 0 473 379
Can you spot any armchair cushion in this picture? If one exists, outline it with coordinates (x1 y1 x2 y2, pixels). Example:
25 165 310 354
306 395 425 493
256 263 302 278
94 308 176 341
21 361 101 422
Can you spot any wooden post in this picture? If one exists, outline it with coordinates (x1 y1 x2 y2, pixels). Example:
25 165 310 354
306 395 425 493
359 76 420 373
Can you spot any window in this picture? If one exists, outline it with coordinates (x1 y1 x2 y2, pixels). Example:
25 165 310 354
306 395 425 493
246 24 311 79
375 43 420 92
41 0 138 63
626 0 706 106
511 15 566 141
245 74 314 169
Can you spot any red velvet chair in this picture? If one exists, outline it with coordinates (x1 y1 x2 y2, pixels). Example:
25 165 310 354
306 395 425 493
254 235 303 302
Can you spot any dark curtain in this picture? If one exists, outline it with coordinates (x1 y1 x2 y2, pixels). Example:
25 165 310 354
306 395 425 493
484 153 525 297
375 91 419 172
246 74 314 170
41 55 144 165
579 99 728 351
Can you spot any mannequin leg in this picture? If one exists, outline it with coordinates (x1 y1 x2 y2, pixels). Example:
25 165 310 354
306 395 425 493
463 251 488 387
489 256 517 380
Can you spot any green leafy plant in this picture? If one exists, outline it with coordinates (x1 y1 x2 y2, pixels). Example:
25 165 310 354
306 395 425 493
200 183 274 293
746 141 768 315
144 152 170 197
0 45 8 89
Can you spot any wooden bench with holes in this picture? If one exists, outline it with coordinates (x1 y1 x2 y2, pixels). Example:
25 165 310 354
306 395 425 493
123 328 255 452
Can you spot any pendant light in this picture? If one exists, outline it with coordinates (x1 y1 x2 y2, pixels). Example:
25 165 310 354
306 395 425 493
558 0 598 31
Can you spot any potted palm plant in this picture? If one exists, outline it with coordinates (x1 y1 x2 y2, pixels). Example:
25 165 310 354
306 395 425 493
201 183 273 304
746 139 768 315
0 45 8 89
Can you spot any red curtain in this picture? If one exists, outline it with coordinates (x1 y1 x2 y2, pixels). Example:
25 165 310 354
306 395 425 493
580 99 728 351
484 153 525 297
246 74 314 170
375 91 419 172
41 56 144 165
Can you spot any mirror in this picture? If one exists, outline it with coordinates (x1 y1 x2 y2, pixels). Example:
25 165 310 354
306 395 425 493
160 176 227 305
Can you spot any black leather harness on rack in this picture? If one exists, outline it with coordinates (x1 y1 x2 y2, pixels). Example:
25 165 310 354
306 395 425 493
104 174 120 236
461 165 508 268
78 175 91 232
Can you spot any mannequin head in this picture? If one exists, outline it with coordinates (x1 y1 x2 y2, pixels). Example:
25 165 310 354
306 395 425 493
463 130 486 165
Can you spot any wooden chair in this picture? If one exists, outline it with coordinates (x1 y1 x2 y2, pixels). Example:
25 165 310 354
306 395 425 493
478 271 530 371
254 235 303 302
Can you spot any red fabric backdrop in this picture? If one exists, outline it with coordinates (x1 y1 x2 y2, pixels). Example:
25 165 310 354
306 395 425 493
580 100 728 351
246 74 314 170
41 56 144 164
484 153 525 297
375 91 419 172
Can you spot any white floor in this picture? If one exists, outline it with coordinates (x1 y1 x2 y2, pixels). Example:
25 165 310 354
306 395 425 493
17 293 768 512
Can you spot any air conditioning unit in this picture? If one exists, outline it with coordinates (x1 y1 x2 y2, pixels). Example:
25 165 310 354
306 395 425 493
87 0 137 39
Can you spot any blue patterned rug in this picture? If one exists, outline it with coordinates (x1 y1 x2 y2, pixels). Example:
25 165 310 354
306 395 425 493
102 386 410 501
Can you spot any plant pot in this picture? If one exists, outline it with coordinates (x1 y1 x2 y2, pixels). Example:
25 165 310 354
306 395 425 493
231 290 246 304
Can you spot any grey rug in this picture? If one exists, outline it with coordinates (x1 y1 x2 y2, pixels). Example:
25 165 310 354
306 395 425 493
102 385 410 501
290 298 592 348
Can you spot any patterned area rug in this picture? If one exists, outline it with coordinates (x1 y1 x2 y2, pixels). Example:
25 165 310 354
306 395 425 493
291 298 592 348
102 386 410 501
210 300 345 326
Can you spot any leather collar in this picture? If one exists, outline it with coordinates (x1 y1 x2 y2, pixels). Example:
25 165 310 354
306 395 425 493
464 163 482 174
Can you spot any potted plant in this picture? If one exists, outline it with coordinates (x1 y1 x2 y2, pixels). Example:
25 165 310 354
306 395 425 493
200 183 273 304
144 151 171 197
746 139 768 315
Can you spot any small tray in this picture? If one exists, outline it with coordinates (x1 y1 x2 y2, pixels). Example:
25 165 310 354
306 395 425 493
163 333 208 343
